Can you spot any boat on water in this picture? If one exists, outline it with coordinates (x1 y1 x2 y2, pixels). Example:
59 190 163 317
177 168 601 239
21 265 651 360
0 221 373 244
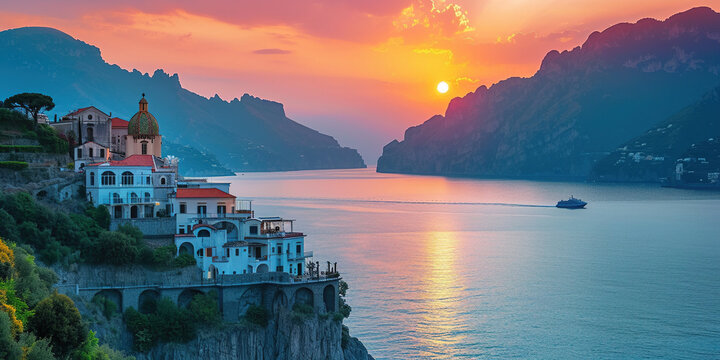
556 195 587 209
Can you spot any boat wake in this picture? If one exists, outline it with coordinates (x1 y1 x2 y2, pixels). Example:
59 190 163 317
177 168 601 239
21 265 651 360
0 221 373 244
252 196 556 208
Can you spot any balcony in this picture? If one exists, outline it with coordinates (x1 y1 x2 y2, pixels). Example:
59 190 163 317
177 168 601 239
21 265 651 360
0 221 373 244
106 195 158 205
212 256 229 263
289 251 313 260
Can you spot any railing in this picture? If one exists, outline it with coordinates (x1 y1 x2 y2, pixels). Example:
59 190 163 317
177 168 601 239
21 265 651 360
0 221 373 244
212 256 229 263
289 251 313 260
249 231 305 239
106 196 158 205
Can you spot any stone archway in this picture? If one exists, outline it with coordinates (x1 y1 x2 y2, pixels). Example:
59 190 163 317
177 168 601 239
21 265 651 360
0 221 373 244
138 289 161 314
256 264 269 273
130 205 138 218
179 242 194 256
323 284 335 312
238 286 263 316
293 287 314 307
93 289 123 313
177 289 204 308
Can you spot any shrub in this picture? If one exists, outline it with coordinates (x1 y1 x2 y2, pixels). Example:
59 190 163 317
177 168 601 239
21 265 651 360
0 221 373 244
0 312 22 360
244 304 269 327
0 145 43 153
27 293 87 357
172 253 196 268
188 290 220 325
90 232 138 265
0 161 28 170
92 294 118 320
152 245 176 267
341 324 350 349
149 297 195 343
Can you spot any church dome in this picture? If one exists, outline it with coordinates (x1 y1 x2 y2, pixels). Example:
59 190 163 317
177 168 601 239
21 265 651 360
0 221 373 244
128 94 159 136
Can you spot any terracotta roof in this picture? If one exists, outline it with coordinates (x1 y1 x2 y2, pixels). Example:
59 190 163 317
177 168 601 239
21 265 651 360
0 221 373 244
66 106 92 116
111 117 129 129
192 223 216 231
86 154 156 170
176 188 236 199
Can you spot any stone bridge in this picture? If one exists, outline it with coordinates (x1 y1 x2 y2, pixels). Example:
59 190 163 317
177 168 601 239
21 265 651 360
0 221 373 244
58 272 340 322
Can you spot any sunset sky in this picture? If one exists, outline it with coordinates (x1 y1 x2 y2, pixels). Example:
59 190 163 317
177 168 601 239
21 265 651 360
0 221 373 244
1 0 718 162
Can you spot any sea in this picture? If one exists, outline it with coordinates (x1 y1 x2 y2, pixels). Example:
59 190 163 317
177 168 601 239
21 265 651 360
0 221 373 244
210 168 720 359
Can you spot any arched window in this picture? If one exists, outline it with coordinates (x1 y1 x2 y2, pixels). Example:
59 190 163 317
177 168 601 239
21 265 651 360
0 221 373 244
144 192 151 202
101 171 115 186
160 177 167 185
141 141 148 155
89 172 95 186
130 192 139 203
121 171 134 185
112 193 121 204
197 229 211 237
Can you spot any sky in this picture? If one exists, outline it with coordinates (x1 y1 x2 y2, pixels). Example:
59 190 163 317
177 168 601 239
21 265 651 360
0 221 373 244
1 0 719 163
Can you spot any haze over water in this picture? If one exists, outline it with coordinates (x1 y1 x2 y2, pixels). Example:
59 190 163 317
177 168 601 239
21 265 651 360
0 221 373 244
211 168 720 359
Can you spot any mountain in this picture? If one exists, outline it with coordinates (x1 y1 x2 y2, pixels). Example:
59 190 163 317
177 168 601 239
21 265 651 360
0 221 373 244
377 7 720 179
163 141 235 177
590 85 720 182
0 27 366 172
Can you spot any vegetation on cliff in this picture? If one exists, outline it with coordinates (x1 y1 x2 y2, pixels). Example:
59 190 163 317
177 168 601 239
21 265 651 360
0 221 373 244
0 237 134 359
0 191 194 269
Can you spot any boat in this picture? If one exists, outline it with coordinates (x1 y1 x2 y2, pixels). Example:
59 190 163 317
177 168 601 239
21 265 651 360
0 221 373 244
556 195 587 209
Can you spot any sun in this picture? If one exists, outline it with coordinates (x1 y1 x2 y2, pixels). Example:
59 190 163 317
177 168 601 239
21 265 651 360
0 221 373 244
437 81 449 93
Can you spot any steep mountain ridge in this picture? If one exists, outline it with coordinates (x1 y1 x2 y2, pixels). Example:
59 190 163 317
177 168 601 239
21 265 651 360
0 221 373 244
0 27 366 172
378 7 720 178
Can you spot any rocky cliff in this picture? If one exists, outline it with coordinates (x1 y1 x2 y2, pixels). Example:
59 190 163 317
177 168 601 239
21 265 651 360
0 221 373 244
0 27 366 172
377 7 720 179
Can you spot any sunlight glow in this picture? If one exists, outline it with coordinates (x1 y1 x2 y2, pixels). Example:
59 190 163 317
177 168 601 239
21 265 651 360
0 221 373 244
437 81 449 93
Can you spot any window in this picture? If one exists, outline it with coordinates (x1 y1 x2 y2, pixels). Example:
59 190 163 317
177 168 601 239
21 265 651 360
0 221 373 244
130 192 139 203
296 243 302 254
100 148 105 158
217 205 226 214
179 227 185 234
226 248 230 257
179 203 186 214
86 127 93 141
144 192 151 202
277 244 282 253
89 147 93 158
197 229 210 237
146 176 151 185
76 148 82 158
89 172 94 186
121 171 134 185
87 114 93 120
235 249 239 256
276 266 283 272
101 171 115 185
160 177 166 185
112 193 121 204
250 225 258 235
141 141 148 155
197 249 203 257
197 205 207 216
271 247 275 253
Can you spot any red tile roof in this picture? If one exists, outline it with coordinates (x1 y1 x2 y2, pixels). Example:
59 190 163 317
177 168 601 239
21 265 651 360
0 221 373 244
87 155 156 170
66 106 92 116
176 188 236 199
111 117 129 129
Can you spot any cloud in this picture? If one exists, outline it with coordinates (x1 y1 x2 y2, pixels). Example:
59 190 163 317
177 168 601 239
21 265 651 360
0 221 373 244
253 48 292 55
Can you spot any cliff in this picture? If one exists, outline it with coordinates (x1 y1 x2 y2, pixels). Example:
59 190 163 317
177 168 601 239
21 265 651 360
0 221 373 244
590 84 720 182
0 27 366 172
377 7 720 179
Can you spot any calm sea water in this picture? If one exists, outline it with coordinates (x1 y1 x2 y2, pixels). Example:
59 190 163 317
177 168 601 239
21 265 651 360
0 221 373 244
210 168 720 359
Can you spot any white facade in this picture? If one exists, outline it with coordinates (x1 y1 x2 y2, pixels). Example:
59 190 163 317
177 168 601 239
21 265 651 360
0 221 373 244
84 155 176 219
74 141 110 171
50 106 112 148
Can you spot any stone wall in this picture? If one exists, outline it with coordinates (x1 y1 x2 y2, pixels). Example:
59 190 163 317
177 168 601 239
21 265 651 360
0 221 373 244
110 216 176 237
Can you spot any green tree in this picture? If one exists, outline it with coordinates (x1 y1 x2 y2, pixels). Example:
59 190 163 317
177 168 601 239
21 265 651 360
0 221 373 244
188 291 220 325
3 93 55 126
90 232 138 265
0 311 22 360
18 333 56 360
27 293 87 357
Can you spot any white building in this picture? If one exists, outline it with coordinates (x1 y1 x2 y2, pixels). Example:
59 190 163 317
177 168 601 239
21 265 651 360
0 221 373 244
84 155 177 219
172 187 310 279
74 141 110 171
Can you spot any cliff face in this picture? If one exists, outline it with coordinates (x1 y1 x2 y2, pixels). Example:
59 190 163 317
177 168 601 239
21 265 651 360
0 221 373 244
0 27 366 172
378 7 720 178
136 317 372 360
